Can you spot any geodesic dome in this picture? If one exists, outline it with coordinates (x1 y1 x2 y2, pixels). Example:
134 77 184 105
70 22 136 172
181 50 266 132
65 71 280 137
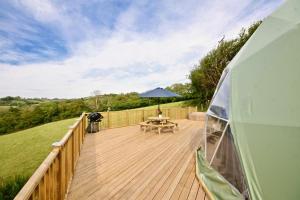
196 0 300 199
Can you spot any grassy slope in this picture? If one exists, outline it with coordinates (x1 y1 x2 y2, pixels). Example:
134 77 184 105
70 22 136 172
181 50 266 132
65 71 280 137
0 118 76 179
0 101 187 180
0 106 10 113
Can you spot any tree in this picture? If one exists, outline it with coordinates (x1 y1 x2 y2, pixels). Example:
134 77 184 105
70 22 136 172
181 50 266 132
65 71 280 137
92 90 102 111
165 83 194 99
189 21 262 104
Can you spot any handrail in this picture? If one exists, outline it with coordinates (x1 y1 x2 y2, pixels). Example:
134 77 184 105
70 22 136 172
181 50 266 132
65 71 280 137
14 107 197 199
14 113 87 200
14 148 60 200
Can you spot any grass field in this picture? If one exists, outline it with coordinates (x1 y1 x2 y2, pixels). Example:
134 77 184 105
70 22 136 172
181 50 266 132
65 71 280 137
0 118 76 180
0 106 10 113
0 101 187 181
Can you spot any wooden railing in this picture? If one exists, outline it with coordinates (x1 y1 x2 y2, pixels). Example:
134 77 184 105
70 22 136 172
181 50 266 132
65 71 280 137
14 113 87 200
14 106 197 199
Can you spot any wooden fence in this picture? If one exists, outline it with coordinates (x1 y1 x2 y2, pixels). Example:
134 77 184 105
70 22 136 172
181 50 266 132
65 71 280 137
14 106 197 200
98 106 198 129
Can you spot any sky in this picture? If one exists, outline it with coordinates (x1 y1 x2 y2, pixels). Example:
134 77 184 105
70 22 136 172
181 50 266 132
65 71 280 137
0 0 283 98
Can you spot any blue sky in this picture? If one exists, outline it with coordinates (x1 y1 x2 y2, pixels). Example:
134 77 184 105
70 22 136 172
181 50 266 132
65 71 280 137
0 0 283 98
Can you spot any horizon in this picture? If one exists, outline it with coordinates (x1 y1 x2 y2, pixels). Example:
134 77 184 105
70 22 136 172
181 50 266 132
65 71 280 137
0 90 151 99
0 0 283 98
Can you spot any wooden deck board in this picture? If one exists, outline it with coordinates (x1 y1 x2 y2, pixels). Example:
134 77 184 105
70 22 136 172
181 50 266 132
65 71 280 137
112 139 191 199
67 119 207 200
169 156 195 200
187 178 200 200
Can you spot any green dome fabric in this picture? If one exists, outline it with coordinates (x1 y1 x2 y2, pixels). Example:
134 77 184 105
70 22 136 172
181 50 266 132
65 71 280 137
229 0 300 199
198 1 300 200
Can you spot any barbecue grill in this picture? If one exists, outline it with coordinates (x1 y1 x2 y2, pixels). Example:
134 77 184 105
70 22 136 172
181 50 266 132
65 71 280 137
87 112 103 133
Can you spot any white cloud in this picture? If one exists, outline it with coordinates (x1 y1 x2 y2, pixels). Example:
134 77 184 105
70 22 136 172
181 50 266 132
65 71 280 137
0 0 283 98
16 0 60 22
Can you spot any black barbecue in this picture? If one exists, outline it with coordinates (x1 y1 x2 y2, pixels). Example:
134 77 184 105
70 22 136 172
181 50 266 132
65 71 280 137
87 112 104 133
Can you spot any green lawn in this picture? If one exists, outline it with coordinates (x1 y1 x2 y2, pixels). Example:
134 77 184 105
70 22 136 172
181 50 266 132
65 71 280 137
0 118 76 180
0 106 10 113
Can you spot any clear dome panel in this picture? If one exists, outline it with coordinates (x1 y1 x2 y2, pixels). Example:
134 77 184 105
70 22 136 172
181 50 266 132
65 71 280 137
205 115 228 162
208 70 231 119
210 126 249 199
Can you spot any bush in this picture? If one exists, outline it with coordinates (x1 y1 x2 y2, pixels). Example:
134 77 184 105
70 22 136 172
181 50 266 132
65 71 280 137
0 175 28 200
0 99 92 135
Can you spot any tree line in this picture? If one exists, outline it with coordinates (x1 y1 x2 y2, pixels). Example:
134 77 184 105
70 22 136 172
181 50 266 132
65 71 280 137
0 91 192 135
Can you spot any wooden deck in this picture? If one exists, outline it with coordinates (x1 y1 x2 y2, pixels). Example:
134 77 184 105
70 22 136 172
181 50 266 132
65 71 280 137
67 119 207 200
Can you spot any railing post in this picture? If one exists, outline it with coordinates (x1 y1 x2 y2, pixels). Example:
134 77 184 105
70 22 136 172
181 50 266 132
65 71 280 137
83 115 85 137
52 143 63 200
82 113 86 138
142 109 145 121
107 110 110 128
126 110 129 126
185 107 188 119
69 129 75 173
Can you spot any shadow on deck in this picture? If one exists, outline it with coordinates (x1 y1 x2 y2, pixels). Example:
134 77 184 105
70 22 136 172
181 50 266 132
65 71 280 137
67 119 206 200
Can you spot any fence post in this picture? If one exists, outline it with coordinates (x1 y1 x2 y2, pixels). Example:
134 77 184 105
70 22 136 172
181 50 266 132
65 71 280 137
51 143 63 200
107 110 110 128
82 113 86 140
126 110 129 126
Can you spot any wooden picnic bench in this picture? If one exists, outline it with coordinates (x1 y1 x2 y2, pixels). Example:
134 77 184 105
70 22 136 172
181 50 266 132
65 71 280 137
168 121 178 128
139 121 151 133
151 123 176 134
139 122 176 134
139 117 179 134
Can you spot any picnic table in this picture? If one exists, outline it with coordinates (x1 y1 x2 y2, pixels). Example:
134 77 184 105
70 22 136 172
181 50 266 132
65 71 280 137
139 116 178 134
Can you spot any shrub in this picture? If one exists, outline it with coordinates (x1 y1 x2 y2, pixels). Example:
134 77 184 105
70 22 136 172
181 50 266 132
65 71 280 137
0 175 28 200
